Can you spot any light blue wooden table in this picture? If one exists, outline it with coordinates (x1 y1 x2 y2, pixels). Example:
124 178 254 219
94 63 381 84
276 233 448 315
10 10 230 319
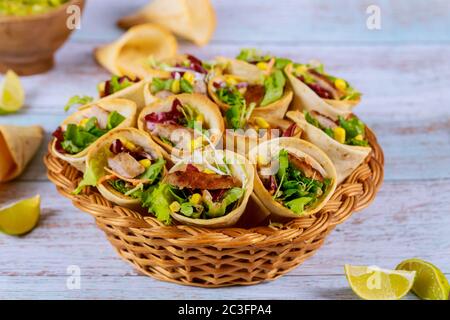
1 0 449 299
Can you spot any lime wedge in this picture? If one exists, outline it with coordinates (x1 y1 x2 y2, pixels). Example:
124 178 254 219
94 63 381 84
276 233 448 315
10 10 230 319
0 195 40 236
345 264 415 300
397 258 450 300
0 70 25 114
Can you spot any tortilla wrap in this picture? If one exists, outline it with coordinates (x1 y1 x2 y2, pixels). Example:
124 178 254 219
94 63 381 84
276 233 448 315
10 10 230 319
51 99 137 172
85 128 166 210
138 93 224 162
287 110 371 184
214 57 265 83
285 64 354 118
167 149 254 228
95 23 178 79
248 137 337 219
117 0 216 46
0 125 43 182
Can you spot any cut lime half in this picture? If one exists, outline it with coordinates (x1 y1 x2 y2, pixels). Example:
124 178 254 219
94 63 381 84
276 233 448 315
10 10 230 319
0 195 40 236
397 258 450 300
0 70 25 114
345 264 416 300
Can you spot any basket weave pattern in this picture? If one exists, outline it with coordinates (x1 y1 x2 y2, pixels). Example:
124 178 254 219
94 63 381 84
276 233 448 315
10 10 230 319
45 128 384 287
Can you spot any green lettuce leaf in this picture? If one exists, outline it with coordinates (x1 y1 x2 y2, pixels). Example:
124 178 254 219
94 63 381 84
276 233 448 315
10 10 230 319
141 183 172 225
106 111 125 130
260 70 286 106
285 197 313 214
204 187 244 218
139 158 165 182
64 95 94 112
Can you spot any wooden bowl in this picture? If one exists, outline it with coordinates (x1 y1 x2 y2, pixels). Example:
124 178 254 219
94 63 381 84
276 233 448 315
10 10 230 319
0 0 85 75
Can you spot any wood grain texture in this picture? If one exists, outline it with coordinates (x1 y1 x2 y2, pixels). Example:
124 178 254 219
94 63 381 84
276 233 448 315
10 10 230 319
1 0 450 300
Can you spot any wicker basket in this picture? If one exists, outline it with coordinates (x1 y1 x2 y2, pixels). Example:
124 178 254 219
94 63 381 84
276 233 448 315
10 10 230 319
44 127 384 287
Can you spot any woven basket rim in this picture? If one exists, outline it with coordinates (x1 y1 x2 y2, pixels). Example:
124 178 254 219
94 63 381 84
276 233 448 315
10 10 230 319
44 126 384 248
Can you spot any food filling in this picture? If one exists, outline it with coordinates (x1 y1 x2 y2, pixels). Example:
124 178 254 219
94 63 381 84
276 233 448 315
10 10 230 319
305 111 369 146
0 0 68 16
98 76 140 98
52 106 125 154
258 149 331 214
149 70 207 99
144 98 209 151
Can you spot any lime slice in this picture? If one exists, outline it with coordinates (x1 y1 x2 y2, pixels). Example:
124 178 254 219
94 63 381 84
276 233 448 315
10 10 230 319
0 195 40 236
397 258 450 300
345 264 416 300
0 70 25 114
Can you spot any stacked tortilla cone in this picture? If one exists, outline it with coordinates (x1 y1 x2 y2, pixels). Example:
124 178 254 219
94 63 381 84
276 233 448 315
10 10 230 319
50 48 373 229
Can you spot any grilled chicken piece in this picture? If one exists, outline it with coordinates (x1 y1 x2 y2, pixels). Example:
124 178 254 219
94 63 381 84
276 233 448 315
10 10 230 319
155 90 174 100
193 80 207 94
84 105 110 129
244 84 265 106
107 152 145 179
288 154 324 182
311 111 338 129
165 169 241 190
152 123 195 149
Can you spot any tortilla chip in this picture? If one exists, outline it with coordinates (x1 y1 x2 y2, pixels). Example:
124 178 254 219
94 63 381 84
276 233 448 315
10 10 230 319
118 0 216 46
0 125 43 182
95 23 178 79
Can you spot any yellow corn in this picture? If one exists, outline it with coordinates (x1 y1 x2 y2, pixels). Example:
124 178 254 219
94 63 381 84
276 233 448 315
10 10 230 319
171 79 181 93
334 78 347 92
97 81 106 94
354 134 363 141
190 193 202 205
257 155 268 166
139 159 151 168
333 127 346 144
295 65 308 75
225 75 238 86
190 137 203 150
203 169 215 174
256 62 268 71
79 118 90 127
196 114 204 123
169 201 181 213
183 72 195 84
120 139 137 151
254 117 270 129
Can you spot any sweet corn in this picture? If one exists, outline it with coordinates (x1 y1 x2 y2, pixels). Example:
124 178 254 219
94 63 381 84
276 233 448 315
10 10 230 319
139 159 151 168
189 193 202 205
334 78 347 92
225 75 238 86
256 62 268 71
190 137 203 150
120 139 137 151
257 155 268 166
354 134 363 141
295 65 308 75
183 72 195 84
169 201 181 213
333 127 346 144
196 114 204 123
254 117 270 129
97 82 106 94
79 118 90 127
171 79 181 93
203 169 215 174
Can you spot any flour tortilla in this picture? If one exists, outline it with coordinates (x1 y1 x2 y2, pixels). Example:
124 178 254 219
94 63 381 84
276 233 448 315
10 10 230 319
168 149 254 228
117 0 216 46
51 99 137 172
286 110 371 184
248 137 337 219
138 93 224 162
86 128 166 210
95 23 178 79
0 125 43 182
285 64 354 118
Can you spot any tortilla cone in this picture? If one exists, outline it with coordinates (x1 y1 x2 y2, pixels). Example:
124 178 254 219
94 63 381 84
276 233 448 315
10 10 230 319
0 125 43 182
95 23 178 79
51 99 137 172
86 128 166 210
287 111 371 184
117 0 216 46
214 57 265 83
285 64 354 118
248 137 337 220
168 149 254 228
138 93 224 162
208 74 293 120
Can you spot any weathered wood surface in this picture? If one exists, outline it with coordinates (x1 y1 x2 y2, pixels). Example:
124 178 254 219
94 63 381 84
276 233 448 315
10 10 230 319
0 0 449 300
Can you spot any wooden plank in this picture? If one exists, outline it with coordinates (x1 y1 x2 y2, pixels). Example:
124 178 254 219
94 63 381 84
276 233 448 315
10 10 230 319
74 0 450 44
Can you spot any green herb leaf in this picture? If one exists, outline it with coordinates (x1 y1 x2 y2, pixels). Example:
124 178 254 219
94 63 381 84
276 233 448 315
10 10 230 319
285 197 313 214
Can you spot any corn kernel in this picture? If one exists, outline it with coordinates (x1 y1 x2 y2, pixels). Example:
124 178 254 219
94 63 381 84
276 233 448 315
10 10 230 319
183 72 195 84
120 139 137 151
196 114 204 123
97 81 106 94
79 118 90 127
334 78 347 92
333 127 346 144
190 137 203 150
203 169 215 174
257 155 268 166
254 117 270 129
295 65 308 75
169 201 181 213
256 62 268 71
354 134 363 141
190 193 202 205
225 75 238 86
171 79 181 93
139 159 151 168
